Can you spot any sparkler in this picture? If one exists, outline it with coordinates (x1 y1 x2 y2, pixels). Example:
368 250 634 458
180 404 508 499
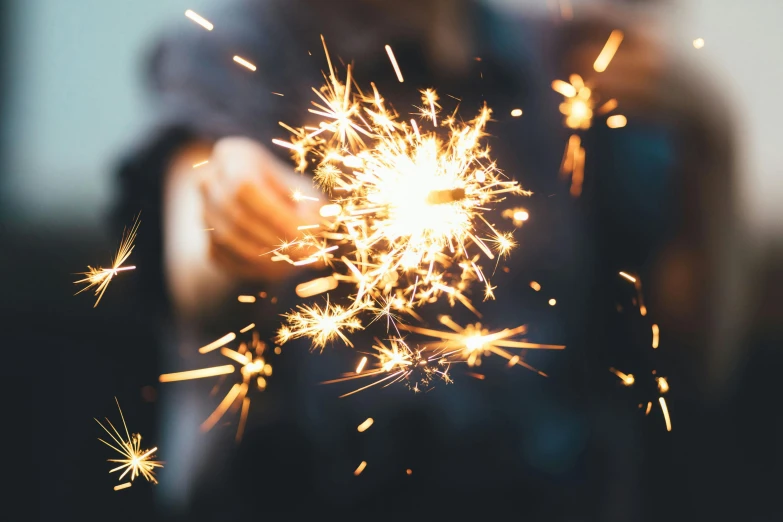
75 214 139 307
271 38 529 351
159 327 274 442
611 272 672 431
95 398 163 488
553 30 626 197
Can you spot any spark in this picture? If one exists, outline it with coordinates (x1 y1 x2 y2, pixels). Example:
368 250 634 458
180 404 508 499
192 159 209 168
272 92 284 96
277 298 363 350
593 30 624 72
693 38 705 49
159 328 272 442
502 207 529 226
75 214 139 307
609 367 635 386
356 356 368 373
198 332 237 354
548 298 557 306
357 418 374 432
322 338 451 397
271 39 527 350
295 275 339 298
406 469 413 475
553 73 623 196
354 461 367 476
659 397 672 431
238 295 256 303
606 115 627 129
510 108 523 117
657 376 669 394
400 316 563 375
652 324 660 349
95 398 163 487
618 271 636 283
291 189 319 202
385 45 404 82
159 365 235 382
240 323 256 333
113 482 132 491
184 9 213 31
233 55 256 71
530 281 541 292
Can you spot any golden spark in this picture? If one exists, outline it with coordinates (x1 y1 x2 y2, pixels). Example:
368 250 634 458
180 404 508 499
75 214 139 307
322 337 452 397
510 108 523 117
95 398 163 487
184 9 213 31
159 329 273 442
277 298 363 350
399 315 564 376
593 30 624 73
233 55 256 71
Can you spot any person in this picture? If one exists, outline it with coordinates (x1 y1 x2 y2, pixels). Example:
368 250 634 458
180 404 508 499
117 0 742 519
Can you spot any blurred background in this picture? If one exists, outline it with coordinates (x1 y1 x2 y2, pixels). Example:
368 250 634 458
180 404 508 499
1 0 780 520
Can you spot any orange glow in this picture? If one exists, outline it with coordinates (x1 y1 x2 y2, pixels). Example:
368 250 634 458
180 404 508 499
113 482 132 491
645 402 652 415
593 30 624 72
159 365 235 382
184 10 213 31
199 332 236 353
657 376 669 394
596 99 618 115
606 115 627 129
296 276 339 298
659 397 672 431
510 108 523 117
237 295 256 303
530 281 541 291
201 383 244 432
354 461 367 476
385 45 404 82
406 469 413 475
357 418 374 432
356 356 368 374
192 159 209 168
233 55 256 71
240 323 255 334
551 79 576 98
508 355 520 367
652 324 660 349
610 367 635 386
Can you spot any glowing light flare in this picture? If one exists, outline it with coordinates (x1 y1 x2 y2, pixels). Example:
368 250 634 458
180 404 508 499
607 115 627 129
192 160 209 168
95 398 163 486
354 461 367 476
296 275 339 298
510 108 523 117
238 295 256 303
530 281 541 292
159 365 235 382
659 397 672 431
233 55 256 71
610 367 635 386
593 30 624 72
385 45 404 82
356 356 367 373
199 332 236 354
693 38 705 49
75 215 140 307
657 376 669 394
114 482 132 491
652 324 660 349
357 418 374 432
552 80 576 98
548 298 557 306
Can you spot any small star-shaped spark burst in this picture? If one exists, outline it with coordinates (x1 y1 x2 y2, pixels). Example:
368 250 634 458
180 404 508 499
75 214 140 307
95 398 163 489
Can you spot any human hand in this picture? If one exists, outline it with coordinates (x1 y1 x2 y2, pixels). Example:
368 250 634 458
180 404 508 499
200 136 321 280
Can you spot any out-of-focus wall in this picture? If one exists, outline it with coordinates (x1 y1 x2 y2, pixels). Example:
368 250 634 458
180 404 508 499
0 0 210 230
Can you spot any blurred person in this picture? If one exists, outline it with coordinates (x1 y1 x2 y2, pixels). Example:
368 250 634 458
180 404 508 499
117 0 745 520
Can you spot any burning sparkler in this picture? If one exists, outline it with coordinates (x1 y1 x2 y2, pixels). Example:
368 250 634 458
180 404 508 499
271 38 529 350
95 398 163 488
159 327 274 442
75 214 140 307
